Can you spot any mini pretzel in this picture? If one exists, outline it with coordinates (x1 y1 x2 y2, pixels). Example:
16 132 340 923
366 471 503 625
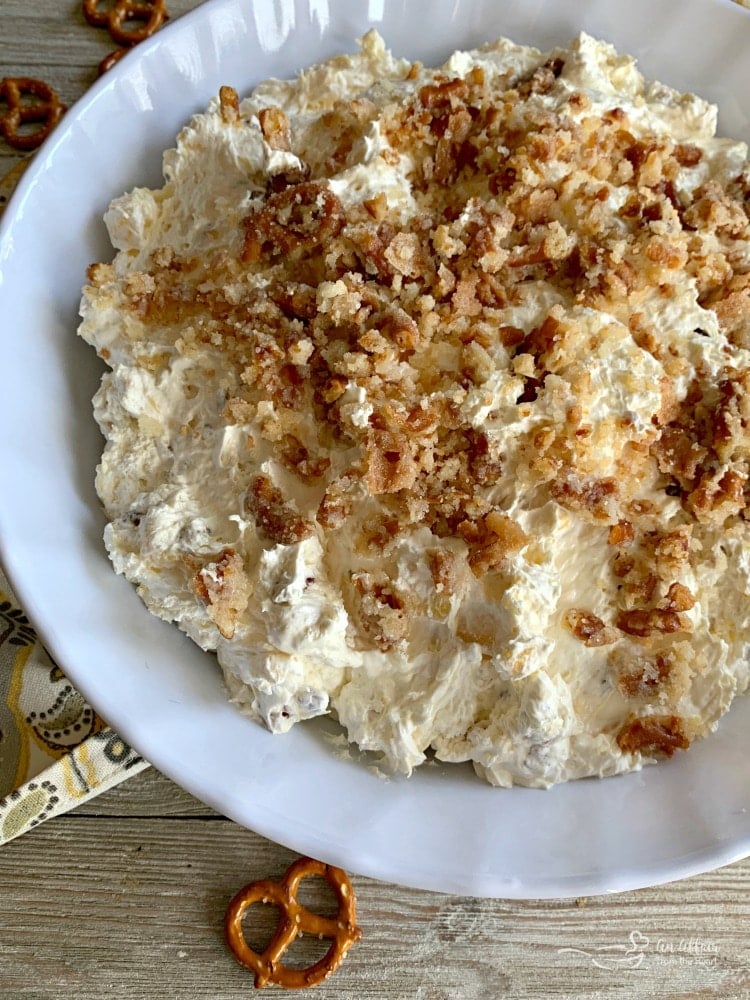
0 77 66 152
225 856 362 989
82 0 169 47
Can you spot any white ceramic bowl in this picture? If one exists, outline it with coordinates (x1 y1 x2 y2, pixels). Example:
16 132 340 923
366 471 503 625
1 0 749 898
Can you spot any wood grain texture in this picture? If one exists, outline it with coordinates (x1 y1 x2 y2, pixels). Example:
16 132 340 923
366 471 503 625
0 0 201 174
3 3 750 998
0 768 748 1000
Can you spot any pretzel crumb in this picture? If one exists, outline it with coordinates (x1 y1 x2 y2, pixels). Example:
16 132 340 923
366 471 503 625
219 86 240 124
192 549 251 640
563 609 618 647
616 714 690 757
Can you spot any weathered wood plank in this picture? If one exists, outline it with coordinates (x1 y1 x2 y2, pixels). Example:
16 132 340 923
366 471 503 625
69 766 218 818
0 0 202 176
0 812 749 999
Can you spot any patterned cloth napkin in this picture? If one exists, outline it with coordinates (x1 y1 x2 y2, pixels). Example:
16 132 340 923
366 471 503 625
0 565 148 844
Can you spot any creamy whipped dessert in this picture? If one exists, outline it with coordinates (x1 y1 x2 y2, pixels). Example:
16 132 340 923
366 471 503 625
79 31 750 787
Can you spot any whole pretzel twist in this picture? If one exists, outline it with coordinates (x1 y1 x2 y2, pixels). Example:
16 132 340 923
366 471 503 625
0 77 66 152
224 857 362 989
82 0 169 47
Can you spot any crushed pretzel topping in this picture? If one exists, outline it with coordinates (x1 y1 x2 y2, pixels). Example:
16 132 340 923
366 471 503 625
81 29 750 788
192 548 252 640
616 714 691 758
245 475 315 545
563 609 618 647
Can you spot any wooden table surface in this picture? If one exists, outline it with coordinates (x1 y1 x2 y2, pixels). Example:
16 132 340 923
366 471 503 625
2 3 750 997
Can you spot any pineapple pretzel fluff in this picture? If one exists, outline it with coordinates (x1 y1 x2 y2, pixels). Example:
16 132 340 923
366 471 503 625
79 30 750 788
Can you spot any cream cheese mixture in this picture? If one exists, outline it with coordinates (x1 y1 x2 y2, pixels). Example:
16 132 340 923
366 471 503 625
79 31 750 787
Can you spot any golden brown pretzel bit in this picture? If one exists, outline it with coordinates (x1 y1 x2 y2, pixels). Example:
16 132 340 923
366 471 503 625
242 181 345 263
82 0 169 48
224 856 362 989
0 77 66 152
98 48 129 75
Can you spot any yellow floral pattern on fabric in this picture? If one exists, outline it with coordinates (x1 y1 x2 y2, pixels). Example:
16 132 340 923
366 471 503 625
0 568 149 844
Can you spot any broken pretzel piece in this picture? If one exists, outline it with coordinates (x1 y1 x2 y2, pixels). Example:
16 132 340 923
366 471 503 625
98 48 129 75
